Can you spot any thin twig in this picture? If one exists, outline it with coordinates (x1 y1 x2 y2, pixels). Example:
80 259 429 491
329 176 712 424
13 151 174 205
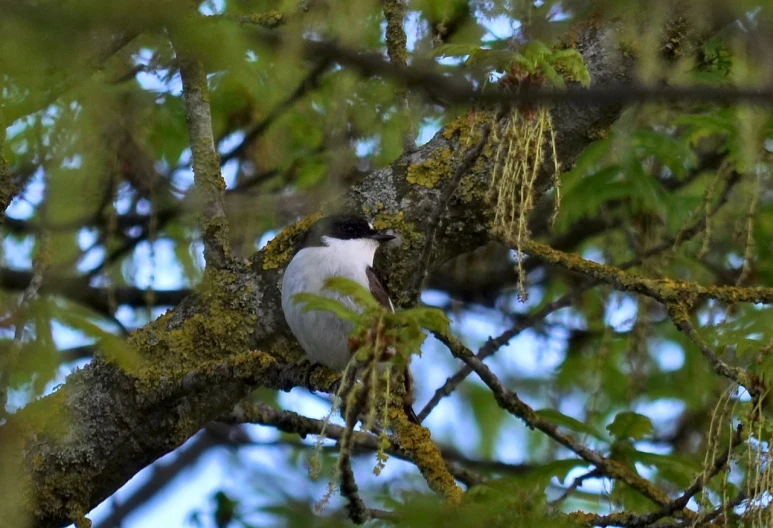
339 383 370 524
223 401 485 488
591 425 743 527
651 490 746 528
671 312 755 395
548 469 601 507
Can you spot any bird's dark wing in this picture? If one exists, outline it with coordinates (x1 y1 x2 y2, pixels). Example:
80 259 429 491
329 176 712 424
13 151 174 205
366 266 420 424
366 266 394 312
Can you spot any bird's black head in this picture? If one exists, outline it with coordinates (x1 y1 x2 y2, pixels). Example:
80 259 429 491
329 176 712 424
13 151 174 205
302 214 395 248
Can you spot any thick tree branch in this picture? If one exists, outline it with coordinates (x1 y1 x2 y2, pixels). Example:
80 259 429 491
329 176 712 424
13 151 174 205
240 24 773 108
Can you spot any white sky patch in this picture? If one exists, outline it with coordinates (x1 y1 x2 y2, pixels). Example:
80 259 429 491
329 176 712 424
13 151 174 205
77 228 99 250
481 14 518 41
3 234 34 268
420 288 449 307
221 158 240 188
76 246 106 273
199 0 225 16
257 229 276 250
634 399 686 429
417 119 441 145
132 239 187 290
652 340 685 371
355 137 379 157
604 293 638 332
172 149 195 192
496 328 565 378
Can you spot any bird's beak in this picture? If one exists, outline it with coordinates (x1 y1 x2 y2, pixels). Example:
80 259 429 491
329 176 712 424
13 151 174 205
369 232 396 242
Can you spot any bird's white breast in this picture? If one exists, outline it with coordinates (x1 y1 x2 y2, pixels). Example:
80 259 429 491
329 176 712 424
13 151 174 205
281 238 379 370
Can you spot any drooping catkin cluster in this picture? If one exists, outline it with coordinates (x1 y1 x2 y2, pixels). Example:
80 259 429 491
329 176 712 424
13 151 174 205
742 393 773 527
700 387 736 512
488 107 560 300
308 317 396 512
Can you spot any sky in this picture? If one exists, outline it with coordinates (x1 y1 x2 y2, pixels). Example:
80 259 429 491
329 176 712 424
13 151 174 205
0 5 693 527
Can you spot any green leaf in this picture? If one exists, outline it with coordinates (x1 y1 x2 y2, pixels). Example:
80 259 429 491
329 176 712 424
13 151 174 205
556 166 627 230
633 129 697 179
535 408 606 440
549 48 592 87
606 412 654 440
401 307 451 333
322 277 380 310
430 43 479 58
634 451 701 487
463 382 507 459
53 304 140 369
564 138 611 179
520 458 589 487
291 293 362 324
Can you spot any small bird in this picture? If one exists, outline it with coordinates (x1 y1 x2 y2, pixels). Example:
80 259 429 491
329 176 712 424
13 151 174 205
281 214 419 423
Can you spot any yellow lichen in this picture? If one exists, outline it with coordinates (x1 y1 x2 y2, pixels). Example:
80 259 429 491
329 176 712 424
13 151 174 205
389 405 463 504
240 10 284 28
442 113 470 140
406 148 453 188
126 267 258 393
261 213 321 270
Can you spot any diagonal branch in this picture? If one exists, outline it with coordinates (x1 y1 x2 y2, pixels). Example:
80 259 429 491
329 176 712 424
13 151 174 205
1 31 138 127
219 60 330 165
434 330 687 513
237 23 773 109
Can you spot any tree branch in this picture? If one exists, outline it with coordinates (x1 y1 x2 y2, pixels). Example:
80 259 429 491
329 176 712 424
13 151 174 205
175 47 232 269
434 330 686 513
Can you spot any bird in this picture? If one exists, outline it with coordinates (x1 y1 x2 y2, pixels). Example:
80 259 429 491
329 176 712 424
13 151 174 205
281 213 419 424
